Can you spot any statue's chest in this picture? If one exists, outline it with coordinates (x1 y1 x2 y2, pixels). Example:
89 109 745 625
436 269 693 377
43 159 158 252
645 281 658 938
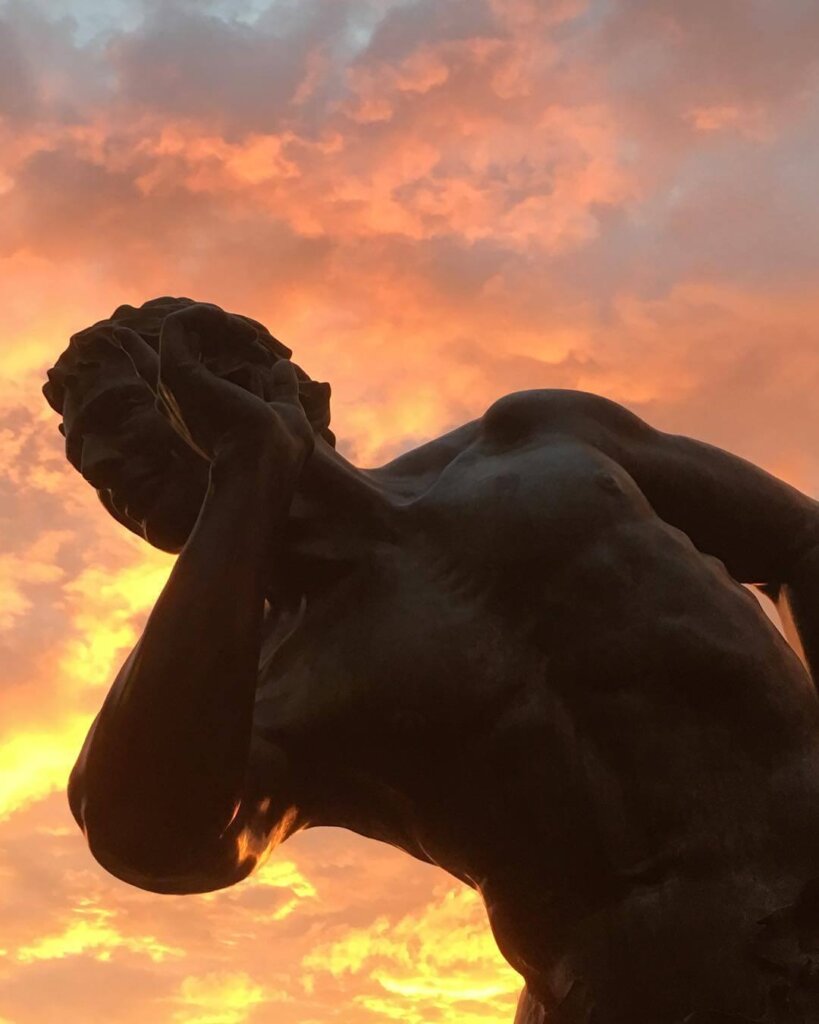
253 439 651 778
253 550 535 754
412 435 649 577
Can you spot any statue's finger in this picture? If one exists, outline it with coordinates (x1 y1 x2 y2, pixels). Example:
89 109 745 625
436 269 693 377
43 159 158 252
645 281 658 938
265 360 300 405
159 312 204 382
299 380 331 433
224 364 266 398
112 327 160 389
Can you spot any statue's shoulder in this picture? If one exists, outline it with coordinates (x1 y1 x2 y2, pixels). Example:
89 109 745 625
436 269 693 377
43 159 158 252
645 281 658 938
371 389 649 498
370 419 481 496
481 388 647 437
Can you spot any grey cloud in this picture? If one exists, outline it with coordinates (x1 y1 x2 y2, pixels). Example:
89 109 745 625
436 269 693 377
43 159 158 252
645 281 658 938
595 0 819 127
0 14 39 120
361 0 496 63
110 8 302 131
1 149 141 259
0 0 114 120
108 0 361 132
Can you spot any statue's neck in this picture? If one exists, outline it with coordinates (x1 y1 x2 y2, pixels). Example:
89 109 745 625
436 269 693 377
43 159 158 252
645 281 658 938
299 438 398 533
265 438 400 604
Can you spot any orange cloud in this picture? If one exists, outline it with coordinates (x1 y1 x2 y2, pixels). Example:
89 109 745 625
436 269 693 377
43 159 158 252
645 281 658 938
0 531 69 631
684 102 772 140
173 971 280 1024
0 719 89 820
15 899 183 964
58 552 173 695
304 885 520 1023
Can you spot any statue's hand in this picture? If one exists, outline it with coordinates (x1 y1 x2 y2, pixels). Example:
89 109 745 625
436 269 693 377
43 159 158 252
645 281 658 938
116 304 314 468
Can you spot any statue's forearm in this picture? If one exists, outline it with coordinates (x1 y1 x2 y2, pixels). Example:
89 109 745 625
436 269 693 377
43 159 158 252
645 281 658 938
72 438 301 871
616 427 819 584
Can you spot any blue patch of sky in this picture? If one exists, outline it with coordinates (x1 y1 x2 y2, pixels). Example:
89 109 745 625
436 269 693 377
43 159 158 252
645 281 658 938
552 0 610 41
10 0 439 61
14 0 144 45
239 0 422 60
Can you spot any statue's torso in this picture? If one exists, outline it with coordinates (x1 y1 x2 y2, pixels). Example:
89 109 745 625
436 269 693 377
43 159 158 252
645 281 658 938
254 390 819 1020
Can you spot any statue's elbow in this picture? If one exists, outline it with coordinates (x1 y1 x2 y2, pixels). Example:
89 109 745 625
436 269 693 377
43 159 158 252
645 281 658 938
68 770 165 881
67 769 250 895
67 759 95 841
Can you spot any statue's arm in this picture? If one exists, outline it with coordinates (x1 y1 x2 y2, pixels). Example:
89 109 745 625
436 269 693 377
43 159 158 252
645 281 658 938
69 439 303 893
68 311 313 894
617 428 817 584
591 396 819 678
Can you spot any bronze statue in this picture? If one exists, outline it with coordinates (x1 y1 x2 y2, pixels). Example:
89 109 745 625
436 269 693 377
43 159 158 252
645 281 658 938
44 298 819 1023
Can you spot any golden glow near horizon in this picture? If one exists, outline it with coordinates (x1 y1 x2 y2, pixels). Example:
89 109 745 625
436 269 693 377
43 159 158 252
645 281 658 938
2 0 818 1021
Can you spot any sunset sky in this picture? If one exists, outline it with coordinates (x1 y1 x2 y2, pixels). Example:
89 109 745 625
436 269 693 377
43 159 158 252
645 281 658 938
1 1 819 1021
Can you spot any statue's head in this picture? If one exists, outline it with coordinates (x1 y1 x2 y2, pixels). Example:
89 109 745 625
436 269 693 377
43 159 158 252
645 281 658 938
43 297 334 552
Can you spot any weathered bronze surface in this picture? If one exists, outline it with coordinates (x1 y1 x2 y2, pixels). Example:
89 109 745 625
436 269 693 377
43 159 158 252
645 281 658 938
45 298 819 1023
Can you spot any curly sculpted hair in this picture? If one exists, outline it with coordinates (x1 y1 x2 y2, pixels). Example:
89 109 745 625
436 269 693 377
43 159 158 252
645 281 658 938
43 296 335 446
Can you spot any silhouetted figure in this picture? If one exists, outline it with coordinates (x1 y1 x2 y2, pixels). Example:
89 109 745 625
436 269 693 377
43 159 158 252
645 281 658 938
44 298 819 1023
